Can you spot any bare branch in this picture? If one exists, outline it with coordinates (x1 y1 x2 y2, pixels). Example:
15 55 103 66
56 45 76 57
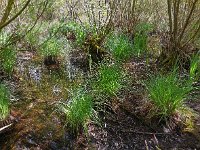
0 0 14 25
0 0 31 31
178 0 199 43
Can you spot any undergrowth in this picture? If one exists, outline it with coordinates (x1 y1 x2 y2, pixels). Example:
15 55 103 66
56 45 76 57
0 46 16 74
92 63 124 97
61 21 87 46
0 84 10 120
105 23 153 61
40 37 63 57
105 33 134 61
134 23 153 56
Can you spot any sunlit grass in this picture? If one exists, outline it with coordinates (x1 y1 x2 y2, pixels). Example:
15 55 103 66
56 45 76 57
92 63 124 97
105 33 134 61
40 37 63 57
145 71 192 120
59 88 94 133
105 23 153 61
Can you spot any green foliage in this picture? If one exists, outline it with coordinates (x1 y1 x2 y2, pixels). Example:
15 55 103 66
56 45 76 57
145 71 192 119
25 24 43 47
0 32 10 46
134 23 153 56
189 52 200 81
41 38 63 56
105 33 134 61
62 22 87 46
135 23 153 35
0 84 10 120
93 64 124 96
59 89 93 133
26 32 39 47
0 47 16 74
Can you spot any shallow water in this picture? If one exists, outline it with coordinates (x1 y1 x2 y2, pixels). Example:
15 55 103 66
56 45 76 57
0 51 74 149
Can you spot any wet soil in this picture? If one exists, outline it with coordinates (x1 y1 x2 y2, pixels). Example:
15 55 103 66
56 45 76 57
0 51 200 150
83 58 200 150
98 96 200 150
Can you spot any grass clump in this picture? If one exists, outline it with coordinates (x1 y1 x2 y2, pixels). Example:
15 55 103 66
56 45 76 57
105 23 153 60
145 71 192 120
105 33 134 61
0 47 16 74
93 64 124 96
59 89 93 134
0 84 10 120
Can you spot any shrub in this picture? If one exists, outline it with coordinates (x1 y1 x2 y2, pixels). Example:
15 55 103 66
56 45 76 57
25 24 43 48
93 63 124 96
105 33 134 61
0 84 10 120
0 47 16 74
62 22 87 46
40 38 63 57
59 89 93 134
145 71 192 120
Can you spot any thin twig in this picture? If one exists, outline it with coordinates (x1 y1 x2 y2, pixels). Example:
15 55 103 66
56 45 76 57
1 0 49 49
121 129 171 135
0 0 31 31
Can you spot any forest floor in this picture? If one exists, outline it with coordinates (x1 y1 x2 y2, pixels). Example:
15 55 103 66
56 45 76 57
0 50 200 150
